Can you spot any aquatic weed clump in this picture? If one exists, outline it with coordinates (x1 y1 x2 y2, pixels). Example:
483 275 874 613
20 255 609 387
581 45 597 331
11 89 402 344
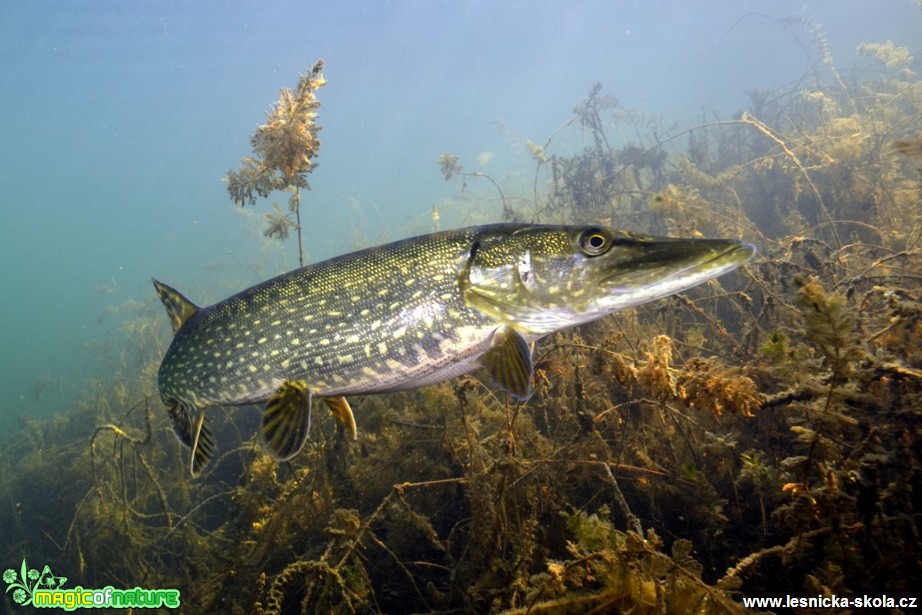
226 59 326 266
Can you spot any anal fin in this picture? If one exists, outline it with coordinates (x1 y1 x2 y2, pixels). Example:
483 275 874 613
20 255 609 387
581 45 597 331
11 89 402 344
167 403 215 477
322 396 357 440
261 380 312 461
478 325 534 400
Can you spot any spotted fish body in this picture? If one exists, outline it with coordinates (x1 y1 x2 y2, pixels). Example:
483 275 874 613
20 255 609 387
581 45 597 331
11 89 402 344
154 224 755 475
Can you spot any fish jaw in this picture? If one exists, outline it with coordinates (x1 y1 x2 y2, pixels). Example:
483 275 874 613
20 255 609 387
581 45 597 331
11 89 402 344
586 237 755 315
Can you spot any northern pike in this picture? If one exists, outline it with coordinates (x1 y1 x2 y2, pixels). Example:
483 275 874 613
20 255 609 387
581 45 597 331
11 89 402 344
154 224 755 475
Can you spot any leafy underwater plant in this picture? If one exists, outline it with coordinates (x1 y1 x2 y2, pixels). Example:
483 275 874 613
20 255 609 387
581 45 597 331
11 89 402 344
225 59 326 267
437 152 510 219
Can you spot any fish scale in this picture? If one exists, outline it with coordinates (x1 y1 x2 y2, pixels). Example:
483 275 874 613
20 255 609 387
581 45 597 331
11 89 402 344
154 223 755 475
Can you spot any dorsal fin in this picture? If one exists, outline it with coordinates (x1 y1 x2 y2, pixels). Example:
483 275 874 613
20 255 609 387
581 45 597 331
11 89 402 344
152 278 199 335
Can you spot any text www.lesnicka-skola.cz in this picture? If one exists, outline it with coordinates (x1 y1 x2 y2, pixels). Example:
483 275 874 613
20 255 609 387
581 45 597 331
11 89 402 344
742 594 917 609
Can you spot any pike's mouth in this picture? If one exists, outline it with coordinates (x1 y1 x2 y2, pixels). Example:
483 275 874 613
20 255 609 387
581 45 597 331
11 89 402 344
703 241 756 268
598 240 756 290
720 241 755 266
668 241 756 284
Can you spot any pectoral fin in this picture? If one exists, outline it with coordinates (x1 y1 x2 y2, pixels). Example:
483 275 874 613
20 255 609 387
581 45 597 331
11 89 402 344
167 403 215 477
261 380 312 461
322 396 357 440
479 325 534 400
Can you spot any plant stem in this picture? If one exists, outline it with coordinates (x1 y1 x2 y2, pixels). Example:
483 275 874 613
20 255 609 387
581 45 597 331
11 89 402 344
466 172 508 217
295 187 305 268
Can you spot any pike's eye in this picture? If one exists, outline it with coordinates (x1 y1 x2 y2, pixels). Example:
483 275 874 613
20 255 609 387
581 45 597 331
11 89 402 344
578 228 613 256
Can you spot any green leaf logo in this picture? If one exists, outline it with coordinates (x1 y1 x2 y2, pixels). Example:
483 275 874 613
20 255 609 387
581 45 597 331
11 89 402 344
3 559 66 607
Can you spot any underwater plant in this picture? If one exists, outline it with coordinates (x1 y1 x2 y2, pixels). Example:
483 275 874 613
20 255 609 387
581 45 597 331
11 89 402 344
225 59 326 267
437 152 511 219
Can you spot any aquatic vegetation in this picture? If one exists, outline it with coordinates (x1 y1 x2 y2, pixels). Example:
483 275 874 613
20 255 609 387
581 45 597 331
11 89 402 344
511 510 745 614
226 59 326 267
857 40 915 75
893 137 922 159
2 19 922 614
437 152 510 218
437 153 463 181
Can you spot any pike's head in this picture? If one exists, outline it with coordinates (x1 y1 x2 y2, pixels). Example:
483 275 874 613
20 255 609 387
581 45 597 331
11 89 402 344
461 225 755 334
